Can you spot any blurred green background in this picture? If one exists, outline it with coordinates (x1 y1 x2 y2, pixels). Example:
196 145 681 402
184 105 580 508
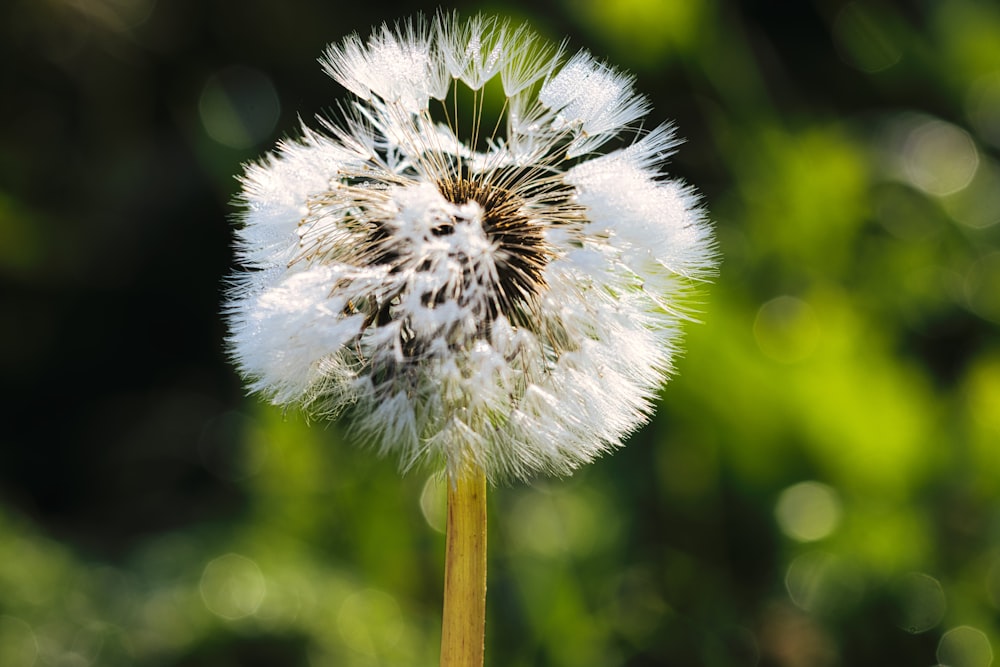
2 0 1000 665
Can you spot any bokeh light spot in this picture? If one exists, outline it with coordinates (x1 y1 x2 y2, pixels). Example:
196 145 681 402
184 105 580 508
608 568 670 646
510 493 569 556
942 158 1000 229
902 120 979 196
508 490 609 558
775 481 842 542
785 552 862 613
199 66 281 149
199 553 266 620
0 616 38 667
337 589 404 657
833 3 901 73
66 0 156 35
758 604 836 667
937 626 993 667
251 571 305 629
754 296 821 364
419 474 447 534
895 572 946 634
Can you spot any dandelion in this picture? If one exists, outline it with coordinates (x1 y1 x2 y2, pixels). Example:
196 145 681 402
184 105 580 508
226 13 715 666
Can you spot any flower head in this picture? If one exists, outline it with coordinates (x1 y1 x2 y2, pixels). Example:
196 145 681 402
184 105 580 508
226 14 715 482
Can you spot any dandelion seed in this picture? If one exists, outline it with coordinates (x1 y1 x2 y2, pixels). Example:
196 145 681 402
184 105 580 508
225 13 715 483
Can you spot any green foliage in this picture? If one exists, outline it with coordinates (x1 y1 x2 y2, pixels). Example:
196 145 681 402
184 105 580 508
3 0 1000 665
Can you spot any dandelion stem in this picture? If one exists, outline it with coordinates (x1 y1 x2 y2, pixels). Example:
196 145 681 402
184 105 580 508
440 466 487 667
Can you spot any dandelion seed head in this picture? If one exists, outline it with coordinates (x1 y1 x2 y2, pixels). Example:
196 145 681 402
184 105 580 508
226 13 716 482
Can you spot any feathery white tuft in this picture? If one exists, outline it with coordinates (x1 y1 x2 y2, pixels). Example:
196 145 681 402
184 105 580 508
226 14 716 482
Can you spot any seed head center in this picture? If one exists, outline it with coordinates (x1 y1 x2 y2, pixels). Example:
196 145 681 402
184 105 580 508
435 176 551 322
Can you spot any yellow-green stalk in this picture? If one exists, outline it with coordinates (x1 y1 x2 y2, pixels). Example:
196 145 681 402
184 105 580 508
440 467 487 667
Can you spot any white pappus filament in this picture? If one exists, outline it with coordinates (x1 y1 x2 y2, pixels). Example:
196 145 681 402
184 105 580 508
226 13 716 481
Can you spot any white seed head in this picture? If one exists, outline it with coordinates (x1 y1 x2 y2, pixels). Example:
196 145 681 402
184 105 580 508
226 13 716 482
